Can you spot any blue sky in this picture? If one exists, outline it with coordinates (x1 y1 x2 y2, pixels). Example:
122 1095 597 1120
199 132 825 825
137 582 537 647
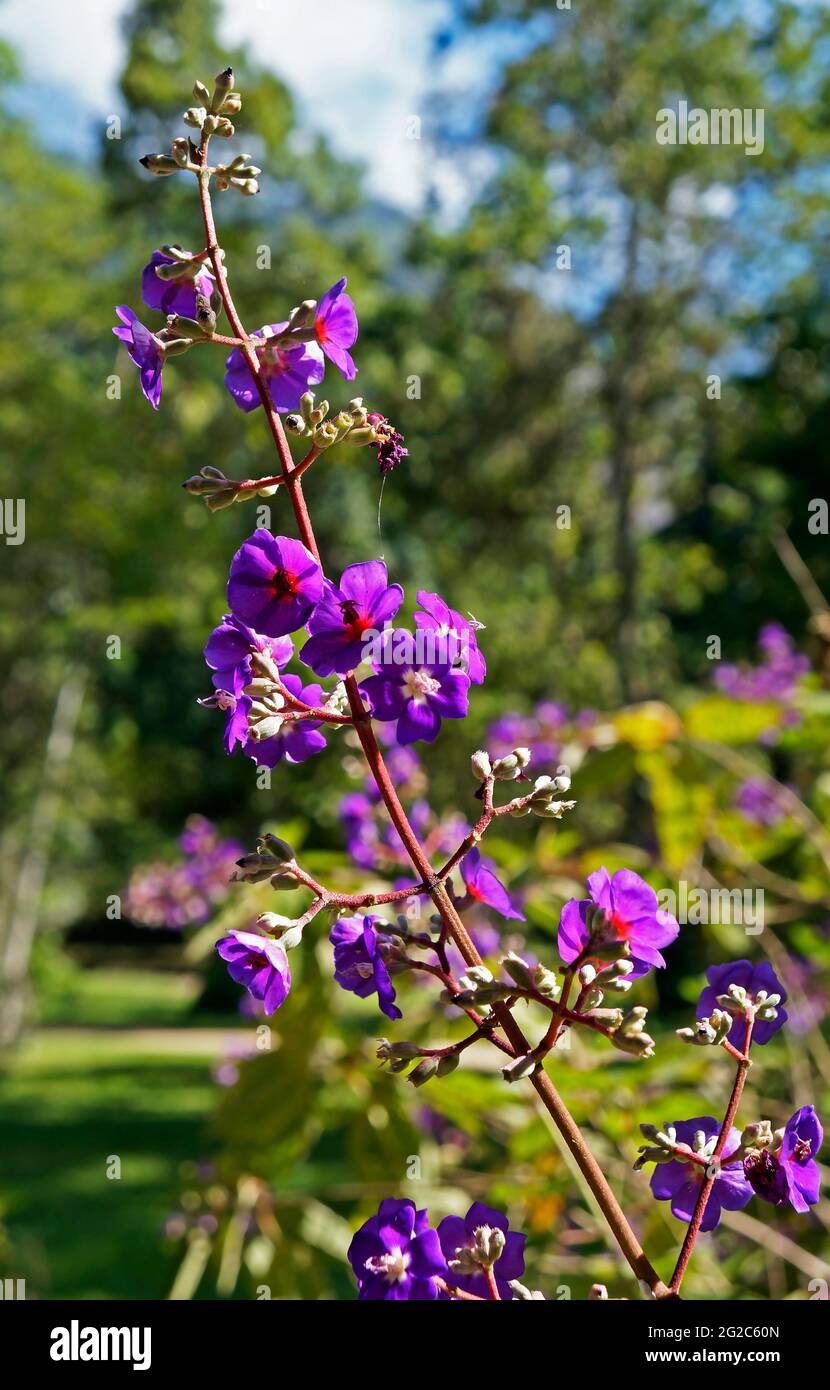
0 0 482 209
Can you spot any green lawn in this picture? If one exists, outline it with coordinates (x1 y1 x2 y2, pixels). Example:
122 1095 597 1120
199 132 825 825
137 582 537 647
0 970 233 1299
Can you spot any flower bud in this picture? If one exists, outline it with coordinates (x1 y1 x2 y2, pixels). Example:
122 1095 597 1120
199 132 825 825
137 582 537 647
435 1053 460 1078
206 488 238 511
139 153 182 176
500 952 534 990
459 965 494 989
502 1053 539 1084
193 80 211 103
284 413 307 436
510 1280 545 1301
342 426 375 446
407 1058 438 1088
531 964 561 1000
377 1039 421 1062
259 834 295 864
183 475 226 496
470 750 492 782
182 107 207 129
210 67 235 113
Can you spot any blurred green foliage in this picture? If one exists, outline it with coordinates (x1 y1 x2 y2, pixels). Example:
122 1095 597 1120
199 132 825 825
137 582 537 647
1 0 830 1302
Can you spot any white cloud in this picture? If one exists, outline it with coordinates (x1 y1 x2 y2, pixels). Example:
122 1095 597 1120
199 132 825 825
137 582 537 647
1 0 126 110
0 0 449 207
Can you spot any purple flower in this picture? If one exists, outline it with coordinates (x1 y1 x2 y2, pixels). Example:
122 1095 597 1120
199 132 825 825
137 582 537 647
314 277 358 380
330 914 401 1020
141 249 214 318
112 306 164 409
714 623 809 703
437 1202 526 1300
204 613 294 692
340 792 382 870
227 530 323 638
367 413 408 474
203 613 296 757
360 628 470 746
225 323 325 413
414 590 486 685
212 658 254 755
558 868 679 979
460 848 524 921
348 1198 446 1300
300 560 403 677
649 1118 753 1232
696 960 788 1048
124 819 242 930
246 673 327 767
735 778 787 827
215 929 291 1015
745 1107 822 1213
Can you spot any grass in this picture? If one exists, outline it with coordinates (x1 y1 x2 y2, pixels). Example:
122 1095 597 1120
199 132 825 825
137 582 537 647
0 969 235 1299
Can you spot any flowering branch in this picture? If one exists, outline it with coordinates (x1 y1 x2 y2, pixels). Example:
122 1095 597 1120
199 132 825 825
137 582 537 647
668 1017 754 1296
117 63 823 1304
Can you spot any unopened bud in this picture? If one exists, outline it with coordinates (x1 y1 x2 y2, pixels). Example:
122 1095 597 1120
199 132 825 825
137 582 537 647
500 952 534 990
471 750 492 782
259 834 295 863
139 152 181 176
407 1058 438 1088
502 1053 539 1083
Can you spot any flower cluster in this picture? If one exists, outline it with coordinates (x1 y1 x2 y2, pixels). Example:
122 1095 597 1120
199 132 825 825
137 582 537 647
714 623 810 704
201 541 486 768
487 699 596 766
126 65 823 1305
124 815 242 929
637 957 822 1232
347 1198 527 1300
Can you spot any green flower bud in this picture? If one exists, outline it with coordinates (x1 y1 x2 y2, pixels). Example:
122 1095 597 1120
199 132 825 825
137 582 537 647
470 750 492 782
211 67 235 113
341 426 376 446
193 80 211 103
531 964 561 1000
407 1058 439 1088
259 834 296 863
139 153 181 176
206 488 238 511
502 1053 539 1084
500 952 534 990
